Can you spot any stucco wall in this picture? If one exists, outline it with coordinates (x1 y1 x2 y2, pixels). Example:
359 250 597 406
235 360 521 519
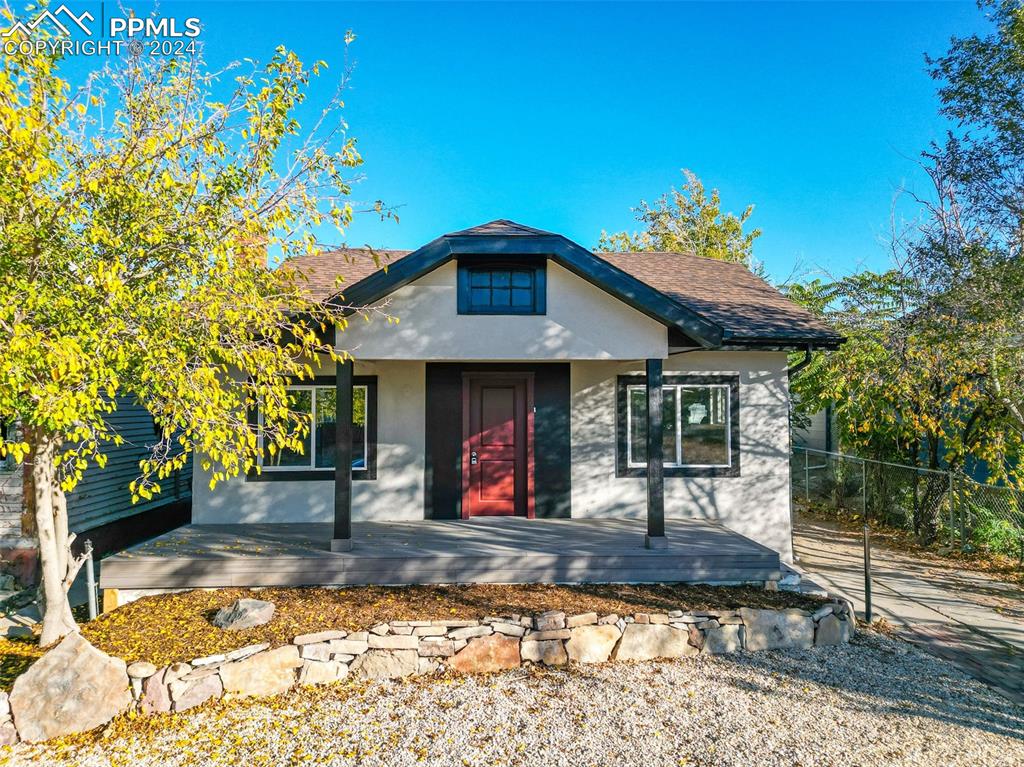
340 261 668 361
569 352 795 561
191 360 426 525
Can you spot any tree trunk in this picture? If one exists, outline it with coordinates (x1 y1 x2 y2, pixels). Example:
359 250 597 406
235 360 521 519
30 429 78 646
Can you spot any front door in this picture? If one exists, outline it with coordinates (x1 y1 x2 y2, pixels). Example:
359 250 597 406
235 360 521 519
462 374 534 518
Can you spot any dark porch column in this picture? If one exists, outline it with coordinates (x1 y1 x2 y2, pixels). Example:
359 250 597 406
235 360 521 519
645 357 667 549
331 359 353 552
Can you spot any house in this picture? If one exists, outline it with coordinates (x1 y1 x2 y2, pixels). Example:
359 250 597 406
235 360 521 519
0 403 192 585
99 220 843 601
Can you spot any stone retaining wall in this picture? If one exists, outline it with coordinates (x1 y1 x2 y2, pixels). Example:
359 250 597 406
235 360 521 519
3 600 854 744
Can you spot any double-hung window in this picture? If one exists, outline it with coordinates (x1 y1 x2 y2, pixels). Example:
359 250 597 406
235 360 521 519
254 377 377 480
617 375 740 477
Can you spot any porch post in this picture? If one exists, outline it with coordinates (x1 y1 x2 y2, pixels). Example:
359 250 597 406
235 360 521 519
645 357 667 549
331 359 353 552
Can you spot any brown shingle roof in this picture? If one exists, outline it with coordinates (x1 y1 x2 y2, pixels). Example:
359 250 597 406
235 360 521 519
286 241 840 345
598 251 839 342
447 219 555 237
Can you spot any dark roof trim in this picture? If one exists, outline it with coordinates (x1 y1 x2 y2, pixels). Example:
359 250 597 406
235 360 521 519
719 336 846 352
335 232 725 347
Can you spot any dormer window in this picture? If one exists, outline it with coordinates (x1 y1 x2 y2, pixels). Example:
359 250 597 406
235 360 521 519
457 259 546 315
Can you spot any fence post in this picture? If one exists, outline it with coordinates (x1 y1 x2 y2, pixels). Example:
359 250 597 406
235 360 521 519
804 449 810 503
948 471 955 543
958 472 967 551
862 459 872 623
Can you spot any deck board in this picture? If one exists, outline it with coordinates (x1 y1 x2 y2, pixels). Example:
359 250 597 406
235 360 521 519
99 518 782 589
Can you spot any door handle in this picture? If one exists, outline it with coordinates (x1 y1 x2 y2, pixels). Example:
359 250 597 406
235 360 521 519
470 451 478 465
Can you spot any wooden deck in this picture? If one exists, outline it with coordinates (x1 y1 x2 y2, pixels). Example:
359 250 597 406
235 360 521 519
99 518 782 589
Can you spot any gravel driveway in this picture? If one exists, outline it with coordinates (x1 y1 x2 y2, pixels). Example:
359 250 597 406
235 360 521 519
9 631 1023 767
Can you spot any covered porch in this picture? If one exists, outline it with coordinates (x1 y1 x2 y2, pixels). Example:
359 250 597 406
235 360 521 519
98 517 782 592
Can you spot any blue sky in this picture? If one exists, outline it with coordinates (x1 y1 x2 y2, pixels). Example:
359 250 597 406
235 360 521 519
68 1 990 282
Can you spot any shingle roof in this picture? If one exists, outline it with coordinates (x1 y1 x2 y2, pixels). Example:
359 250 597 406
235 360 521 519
286 227 841 347
598 251 839 343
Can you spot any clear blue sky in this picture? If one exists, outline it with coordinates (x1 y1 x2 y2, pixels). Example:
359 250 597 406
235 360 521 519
76 1 990 282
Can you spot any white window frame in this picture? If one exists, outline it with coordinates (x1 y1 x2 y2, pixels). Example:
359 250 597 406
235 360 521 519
625 383 732 469
258 384 369 472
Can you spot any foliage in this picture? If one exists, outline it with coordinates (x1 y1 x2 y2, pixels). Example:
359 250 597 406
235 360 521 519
0 19 379 643
599 169 762 268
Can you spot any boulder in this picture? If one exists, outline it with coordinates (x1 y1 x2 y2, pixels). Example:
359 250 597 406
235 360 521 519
300 643 333 662
9 633 133 743
350 650 419 680
566 612 598 628
448 634 521 674
219 645 301 698
140 667 172 714
739 608 814 652
521 640 568 666
448 625 492 641
703 625 743 655
171 674 223 712
329 639 368 655
612 624 697 662
293 630 347 645
565 624 621 664
490 622 527 637
126 661 158 680
814 614 850 647
212 599 276 630
526 629 570 641
0 691 8 717
298 660 348 685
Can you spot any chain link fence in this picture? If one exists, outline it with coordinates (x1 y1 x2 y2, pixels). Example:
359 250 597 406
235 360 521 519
792 446 1024 565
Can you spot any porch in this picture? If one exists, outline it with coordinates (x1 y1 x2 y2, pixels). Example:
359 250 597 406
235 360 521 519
98 517 782 591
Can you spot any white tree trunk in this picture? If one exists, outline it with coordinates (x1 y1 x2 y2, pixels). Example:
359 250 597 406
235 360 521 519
31 431 78 646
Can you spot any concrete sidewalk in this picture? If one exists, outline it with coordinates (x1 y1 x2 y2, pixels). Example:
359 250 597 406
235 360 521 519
794 513 1024 705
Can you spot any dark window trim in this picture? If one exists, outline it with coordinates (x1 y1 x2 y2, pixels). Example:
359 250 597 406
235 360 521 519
456 257 547 315
615 373 741 478
246 375 377 482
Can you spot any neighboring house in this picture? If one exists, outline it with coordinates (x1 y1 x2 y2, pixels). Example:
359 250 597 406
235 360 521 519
175 219 842 581
0 400 192 583
793 405 836 454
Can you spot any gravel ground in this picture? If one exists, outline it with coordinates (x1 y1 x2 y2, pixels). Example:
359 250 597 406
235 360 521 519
7 631 1023 767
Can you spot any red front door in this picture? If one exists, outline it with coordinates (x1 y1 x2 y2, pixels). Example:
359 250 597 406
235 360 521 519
462 375 534 518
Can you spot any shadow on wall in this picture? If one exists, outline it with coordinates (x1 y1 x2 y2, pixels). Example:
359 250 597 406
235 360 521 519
571 358 794 558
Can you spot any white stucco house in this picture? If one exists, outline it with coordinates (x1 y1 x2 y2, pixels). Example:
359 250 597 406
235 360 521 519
100 220 843 598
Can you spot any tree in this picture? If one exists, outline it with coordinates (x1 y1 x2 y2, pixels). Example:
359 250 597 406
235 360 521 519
0 28 378 644
598 169 762 268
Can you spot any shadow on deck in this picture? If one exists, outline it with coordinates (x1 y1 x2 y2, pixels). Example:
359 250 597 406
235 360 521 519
99 517 782 589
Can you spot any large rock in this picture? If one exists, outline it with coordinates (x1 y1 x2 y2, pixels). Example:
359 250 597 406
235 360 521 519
350 650 419 680
140 667 172 714
703 625 743 655
565 624 621 664
9 633 132 742
0 721 17 746
171 674 223 712
212 599 276 630
448 634 521 674
814 614 850 647
739 608 814 651
298 660 348 685
521 640 567 666
612 624 696 661
219 645 301 698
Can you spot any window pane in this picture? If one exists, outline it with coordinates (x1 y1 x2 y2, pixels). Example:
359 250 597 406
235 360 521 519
510 287 533 307
471 288 491 307
470 270 491 287
628 387 676 465
629 388 646 465
273 389 312 467
352 386 367 470
491 270 511 288
663 387 678 465
511 271 532 288
491 288 511 306
680 386 729 466
314 388 337 468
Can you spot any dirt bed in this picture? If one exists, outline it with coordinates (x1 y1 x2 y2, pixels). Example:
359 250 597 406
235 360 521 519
79 583 826 666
